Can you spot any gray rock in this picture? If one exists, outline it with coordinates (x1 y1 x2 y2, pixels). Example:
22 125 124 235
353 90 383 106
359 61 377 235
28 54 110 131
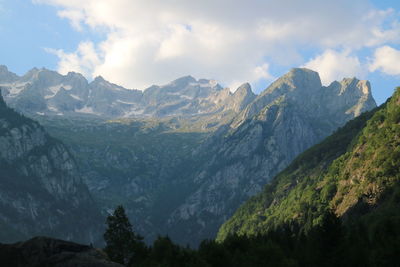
0 68 254 118
164 68 376 246
0 95 103 245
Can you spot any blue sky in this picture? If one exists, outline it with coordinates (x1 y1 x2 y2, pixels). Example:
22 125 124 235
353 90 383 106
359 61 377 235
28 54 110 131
1 0 399 104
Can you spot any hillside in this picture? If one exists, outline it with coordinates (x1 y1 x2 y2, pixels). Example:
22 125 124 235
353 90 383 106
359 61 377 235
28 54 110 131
168 68 376 245
0 66 378 246
218 87 400 242
0 94 103 244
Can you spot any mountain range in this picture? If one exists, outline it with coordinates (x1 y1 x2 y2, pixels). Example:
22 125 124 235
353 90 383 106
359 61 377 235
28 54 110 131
0 65 376 246
215 86 400 265
0 65 255 118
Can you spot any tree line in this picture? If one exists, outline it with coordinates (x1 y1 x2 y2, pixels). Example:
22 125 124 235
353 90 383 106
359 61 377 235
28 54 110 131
104 205 400 267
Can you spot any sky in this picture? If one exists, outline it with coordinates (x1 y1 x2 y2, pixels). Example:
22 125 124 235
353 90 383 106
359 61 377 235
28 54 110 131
0 0 399 104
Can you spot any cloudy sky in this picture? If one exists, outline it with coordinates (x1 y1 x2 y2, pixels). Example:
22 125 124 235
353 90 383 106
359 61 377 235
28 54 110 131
0 0 399 103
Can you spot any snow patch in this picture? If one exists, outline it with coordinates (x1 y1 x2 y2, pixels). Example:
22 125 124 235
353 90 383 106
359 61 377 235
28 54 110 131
44 94 54 99
70 94 82 101
123 109 145 117
3 82 29 97
181 95 193 100
47 84 73 95
48 106 58 112
75 106 99 115
48 84 63 94
116 99 136 105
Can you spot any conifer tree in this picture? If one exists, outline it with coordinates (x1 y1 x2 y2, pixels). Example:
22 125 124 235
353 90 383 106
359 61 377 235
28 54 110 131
104 205 145 265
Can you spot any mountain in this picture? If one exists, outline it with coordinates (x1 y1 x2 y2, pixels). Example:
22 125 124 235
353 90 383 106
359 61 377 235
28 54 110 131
0 65 18 83
0 67 255 118
217 87 400 242
0 66 377 247
0 94 103 244
165 68 376 245
35 116 211 244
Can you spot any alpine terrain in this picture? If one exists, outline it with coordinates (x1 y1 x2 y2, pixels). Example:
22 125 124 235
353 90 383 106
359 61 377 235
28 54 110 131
218 86 400 259
0 94 103 244
0 65 376 246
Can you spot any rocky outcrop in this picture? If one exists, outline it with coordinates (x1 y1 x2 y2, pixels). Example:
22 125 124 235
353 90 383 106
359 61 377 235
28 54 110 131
0 68 255 118
0 94 103 244
165 68 376 246
0 65 377 247
0 237 122 267
0 65 18 83
217 87 400 242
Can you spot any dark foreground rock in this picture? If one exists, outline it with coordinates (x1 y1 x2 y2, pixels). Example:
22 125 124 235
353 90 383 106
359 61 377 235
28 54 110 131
0 237 122 267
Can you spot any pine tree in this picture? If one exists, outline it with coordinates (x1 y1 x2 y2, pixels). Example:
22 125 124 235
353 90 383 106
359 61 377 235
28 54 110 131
103 205 145 265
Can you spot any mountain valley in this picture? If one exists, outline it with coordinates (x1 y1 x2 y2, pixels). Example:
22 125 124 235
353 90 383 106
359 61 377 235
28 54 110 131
0 66 377 247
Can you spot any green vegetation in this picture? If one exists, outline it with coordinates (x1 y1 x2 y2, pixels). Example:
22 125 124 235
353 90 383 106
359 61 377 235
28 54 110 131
213 87 400 264
36 115 209 217
104 205 147 265
105 206 400 266
217 104 379 240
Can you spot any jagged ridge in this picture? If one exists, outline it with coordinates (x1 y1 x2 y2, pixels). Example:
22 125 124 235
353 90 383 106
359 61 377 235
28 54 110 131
217 87 400 241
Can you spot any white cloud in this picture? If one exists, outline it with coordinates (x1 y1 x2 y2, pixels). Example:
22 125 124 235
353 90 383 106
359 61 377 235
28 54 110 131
34 0 400 90
57 9 85 31
46 42 101 78
369 45 400 76
304 50 364 85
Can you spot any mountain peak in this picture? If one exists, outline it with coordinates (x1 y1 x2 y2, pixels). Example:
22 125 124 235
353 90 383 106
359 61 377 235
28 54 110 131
21 67 46 81
260 67 322 98
234 83 253 95
286 68 321 86
66 71 86 79
0 65 19 82
170 75 197 86
230 83 256 112
0 65 9 72
339 77 371 95
93 75 106 82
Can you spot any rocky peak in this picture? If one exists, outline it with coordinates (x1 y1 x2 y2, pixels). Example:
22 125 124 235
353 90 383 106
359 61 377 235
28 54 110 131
0 65 19 83
234 83 253 96
262 68 321 96
92 75 106 83
65 71 88 84
230 83 256 112
170 75 197 86
289 67 321 86
235 68 323 125
323 77 376 118
89 76 129 92
20 67 41 82
339 78 372 96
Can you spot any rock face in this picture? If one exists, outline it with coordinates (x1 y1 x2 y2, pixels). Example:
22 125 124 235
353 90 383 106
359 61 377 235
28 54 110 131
164 68 377 245
217 87 400 242
0 237 122 267
0 67 256 118
0 66 377 247
0 95 102 244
